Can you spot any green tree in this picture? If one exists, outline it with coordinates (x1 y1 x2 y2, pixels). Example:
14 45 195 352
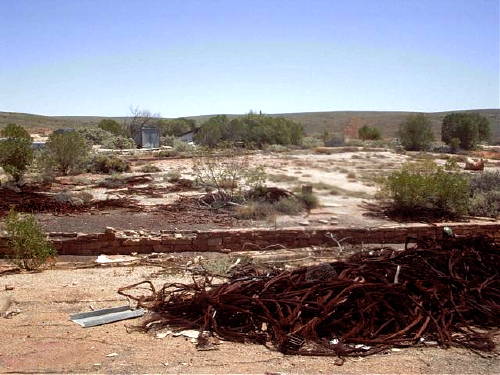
194 115 229 147
398 114 434 151
441 113 490 150
98 119 123 136
358 125 381 140
0 124 33 183
195 114 303 148
158 118 196 137
44 131 91 175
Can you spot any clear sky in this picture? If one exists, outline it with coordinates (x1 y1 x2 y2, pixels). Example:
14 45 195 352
0 0 499 117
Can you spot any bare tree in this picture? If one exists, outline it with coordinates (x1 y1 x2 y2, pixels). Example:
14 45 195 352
124 106 161 137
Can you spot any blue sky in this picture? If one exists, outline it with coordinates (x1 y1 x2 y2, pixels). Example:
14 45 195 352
0 0 498 117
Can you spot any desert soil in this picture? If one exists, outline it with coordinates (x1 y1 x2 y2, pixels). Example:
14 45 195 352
1 260 498 374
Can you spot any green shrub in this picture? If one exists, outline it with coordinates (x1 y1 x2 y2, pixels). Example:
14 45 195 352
296 191 320 211
157 149 179 158
54 190 93 206
469 171 500 195
77 127 114 145
90 154 130 174
164 169 182 182
97 174 127 188
4 210 56 271
77 128 135 149
139 164 161 173
193 151 266 200
173 139 195 153
468 171 500 218
160 135 176 147
358 125 381 140
101 135 135 149
236 201 275 220
1 123 31 140
273 197 304 215
266 144 290 153
382 161 470 216
470 191 499 218
44 132 91 175
98 119 124 136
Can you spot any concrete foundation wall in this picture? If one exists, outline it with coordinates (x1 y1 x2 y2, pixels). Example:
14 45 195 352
0 222 498 256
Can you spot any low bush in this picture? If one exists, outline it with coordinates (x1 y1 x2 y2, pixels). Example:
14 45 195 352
4 210 56 271
78 128 135 149
193 151 266 201
160 135 176 147
173 139 195 153
469 171 500 218
358 125 381 140
77 127 114 145
296 191 320 211
200 255 253 277
54 190 93 206
164 169 182 182
139 164 161 173
302 137 324 149
266 144 290 153
90 154 130 174
98 119 124 136
157 149 179 158
44 131 91 175
382 161 470 216
470 171 500 195
97 174 127 188
236 201 275 220
273 197 304 215
470 191 499 218
101 135 136 150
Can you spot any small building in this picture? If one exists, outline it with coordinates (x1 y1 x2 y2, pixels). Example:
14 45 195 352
132 126 160 149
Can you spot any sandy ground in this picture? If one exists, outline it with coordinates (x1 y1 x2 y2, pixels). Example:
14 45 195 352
2 148 498 233
1 261 498 374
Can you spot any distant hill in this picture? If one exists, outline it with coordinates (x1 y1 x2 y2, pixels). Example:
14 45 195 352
1 109 499 142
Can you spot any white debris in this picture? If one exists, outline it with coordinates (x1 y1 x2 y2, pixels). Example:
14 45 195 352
353 344 371 350
95 255 137 264
106 353 118 357
155 330 173 339
172 330 200 339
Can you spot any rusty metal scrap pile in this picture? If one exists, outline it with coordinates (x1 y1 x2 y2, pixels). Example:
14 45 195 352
120 237 499 356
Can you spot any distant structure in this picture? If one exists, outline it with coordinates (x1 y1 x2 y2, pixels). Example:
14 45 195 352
53 128 75 135
132 126 160 149
177 128 199 143
343 117 365 141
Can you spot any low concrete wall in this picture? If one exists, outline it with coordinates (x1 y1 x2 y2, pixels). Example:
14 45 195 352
1 222 498 256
